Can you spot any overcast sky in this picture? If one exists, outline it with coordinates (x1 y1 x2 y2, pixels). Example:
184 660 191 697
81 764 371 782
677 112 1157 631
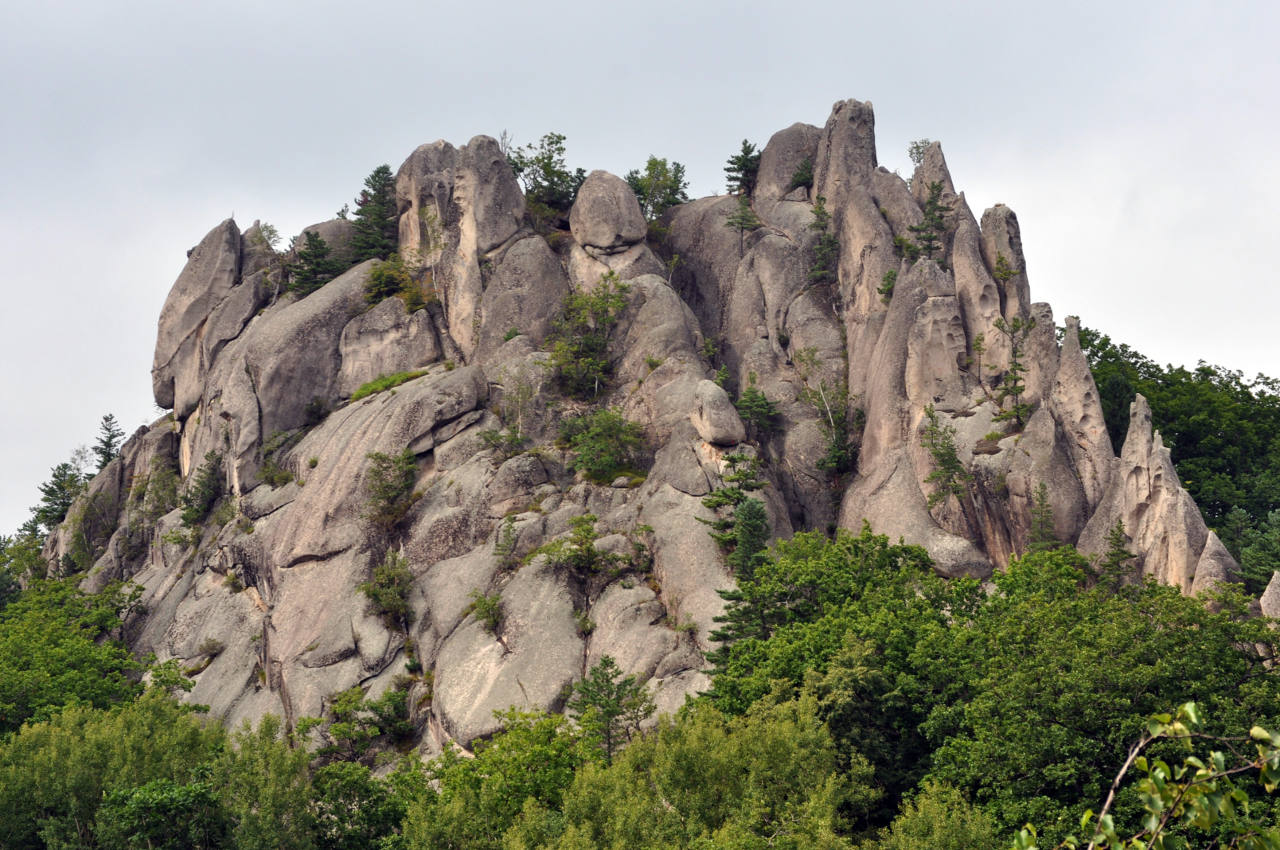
1 0 1276 534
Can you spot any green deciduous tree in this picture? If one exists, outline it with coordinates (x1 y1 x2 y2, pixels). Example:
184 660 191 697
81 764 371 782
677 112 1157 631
310 761 405 850
95 776 229 850
215 715 316 850
546 271 630 399
624 155 689 221
350 164 399 262
509 132 586 229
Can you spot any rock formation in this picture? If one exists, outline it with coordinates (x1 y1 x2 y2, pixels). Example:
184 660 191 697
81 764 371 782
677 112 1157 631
47 99 1236 755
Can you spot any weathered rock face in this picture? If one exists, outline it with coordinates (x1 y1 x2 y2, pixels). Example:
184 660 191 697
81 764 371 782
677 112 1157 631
56 97 1235 756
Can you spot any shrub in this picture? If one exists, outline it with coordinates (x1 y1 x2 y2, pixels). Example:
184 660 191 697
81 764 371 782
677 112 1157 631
559 409 645 484
465 590 503 634
362 450 418 532
359 550 414 630
921 405 971 508
350 369 428 402
878 268 897 303
362 254 416 306
537 514 625 575
546 272 630 399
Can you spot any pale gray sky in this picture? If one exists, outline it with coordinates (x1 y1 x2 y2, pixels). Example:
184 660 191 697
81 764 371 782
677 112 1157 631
2 0 1276 533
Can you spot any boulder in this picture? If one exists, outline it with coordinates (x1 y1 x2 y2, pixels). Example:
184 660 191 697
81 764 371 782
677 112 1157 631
690 380 745 446
569 170 647 252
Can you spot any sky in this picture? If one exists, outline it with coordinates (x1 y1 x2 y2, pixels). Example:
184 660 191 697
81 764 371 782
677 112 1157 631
1 0 1276 534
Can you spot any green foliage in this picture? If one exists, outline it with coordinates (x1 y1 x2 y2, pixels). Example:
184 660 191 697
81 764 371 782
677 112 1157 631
363 253 419 307
992 315 1037 428
907 139 934 167
0 577 141 734
878 268 897 303
466 590 504 634
907 181 952 262
567 655 655 763
317 682 414 760
310 761 406 850
288 230 342 296
921 405 971 508
892 234 921 262
63 489 120 572
724 497 769 580
403 709 597 850
350 369 428 401
789 155 814 192
215 714 315 850
351 164 399 263
142 455 180 522
624 155 690 221
536 514 625 576
94 413 125 471
869 780 999 850
180 450 223 528
735 372 779 441
494 516 520 571
1027 481 1059 553
558 408 644 484
1095 518 1137 591
1241 509 1280 596
809 194 840 285
796 347 858 478
1015 704 1280 850
0 691 225 850
724 138 761 197
993 251 1019 285
0 526 43 605
359 549 414 630
509 132 586 229
32 458 87 535
724 193 762 255
95 776 229 850
362 449 419 533
523 696 876 849
546 271 631 399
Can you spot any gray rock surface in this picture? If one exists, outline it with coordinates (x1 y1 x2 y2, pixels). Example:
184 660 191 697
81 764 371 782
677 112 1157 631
569 170 647 252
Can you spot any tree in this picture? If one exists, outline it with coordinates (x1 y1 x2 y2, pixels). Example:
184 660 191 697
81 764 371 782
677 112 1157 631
735 372 778 441
288 230 341 296
795 347 857 479
624 155 689 221
558 409 645 484
179 450 223 528
568 656 655 763
724 193 762 255
350 164 398 263
789 155 814 192
908 180 952 262
907 138 934 167
546 271 631 398
359 549 414 630
808 194 840 285
362 449 418 533
724 139 761 197
1095 518 1137 591
309 761 404 850
508 132 586 227
95 777 229 850
724 497 769 581
921 405 971 508
31 459 86 535
93 413 125 470
993 315 1037 428
214 716 315 850
1028 481 1059 553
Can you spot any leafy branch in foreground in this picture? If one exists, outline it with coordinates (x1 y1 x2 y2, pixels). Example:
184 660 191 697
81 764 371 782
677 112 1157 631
1014 702 1280 850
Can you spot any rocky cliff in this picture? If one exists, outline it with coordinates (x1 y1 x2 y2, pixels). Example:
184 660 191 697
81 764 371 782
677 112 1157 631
48 98 1236 754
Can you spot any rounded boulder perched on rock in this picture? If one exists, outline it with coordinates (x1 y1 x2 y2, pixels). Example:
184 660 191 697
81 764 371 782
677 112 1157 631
690 380 745 446
569 170 646 252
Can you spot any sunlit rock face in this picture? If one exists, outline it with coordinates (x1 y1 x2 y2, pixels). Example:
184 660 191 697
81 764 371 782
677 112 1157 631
51 100 1232 756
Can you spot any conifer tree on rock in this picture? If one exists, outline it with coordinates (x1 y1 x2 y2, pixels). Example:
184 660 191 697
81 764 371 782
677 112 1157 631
724 139 761 197
286 231 340 296
350 164 399 263
92 414 124 471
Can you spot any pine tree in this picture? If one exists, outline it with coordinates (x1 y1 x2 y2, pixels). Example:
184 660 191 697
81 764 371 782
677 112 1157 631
1027 481 1059 553
735 373 778 441
350 164 399 263
567 656 654 763
724 139 761 197
724 195 762 256
808 195 839 285
908 180 952 262
1095 518 1137 590
286 230 340 296
992 316 1037 428
921 405 970 508
93 414 125 471
32 460 87 534
725 498 769 581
